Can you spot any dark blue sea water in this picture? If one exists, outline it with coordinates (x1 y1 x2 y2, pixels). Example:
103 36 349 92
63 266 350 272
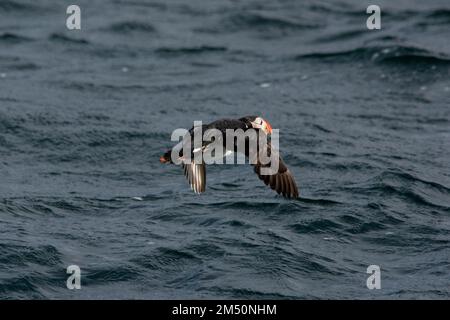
0 0 449 299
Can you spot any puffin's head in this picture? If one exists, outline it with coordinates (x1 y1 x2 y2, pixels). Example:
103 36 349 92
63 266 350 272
159 150 172 164
240 115 273 135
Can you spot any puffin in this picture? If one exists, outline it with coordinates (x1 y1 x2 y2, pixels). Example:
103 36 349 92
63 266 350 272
159 116 299 198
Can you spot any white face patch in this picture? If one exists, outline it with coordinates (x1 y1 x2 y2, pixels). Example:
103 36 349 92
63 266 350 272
252 117 264 129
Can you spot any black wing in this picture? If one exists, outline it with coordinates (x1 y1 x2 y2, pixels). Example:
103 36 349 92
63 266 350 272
252 142 299 198
182 162 206 194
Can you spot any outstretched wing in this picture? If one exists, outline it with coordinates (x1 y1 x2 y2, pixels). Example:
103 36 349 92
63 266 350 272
178 124 218 194
182 162 206 194
252 142 299 199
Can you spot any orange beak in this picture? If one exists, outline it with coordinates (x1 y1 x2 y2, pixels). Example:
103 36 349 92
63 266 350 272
160 156 168 163
264 120 273 135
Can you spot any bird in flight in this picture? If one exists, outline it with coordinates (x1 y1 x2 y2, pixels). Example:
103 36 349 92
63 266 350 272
160 116 299 198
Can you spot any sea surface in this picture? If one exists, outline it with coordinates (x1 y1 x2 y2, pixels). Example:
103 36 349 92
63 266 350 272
0 0 449 299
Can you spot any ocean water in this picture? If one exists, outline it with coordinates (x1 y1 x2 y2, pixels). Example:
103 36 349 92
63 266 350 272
0 0 449 299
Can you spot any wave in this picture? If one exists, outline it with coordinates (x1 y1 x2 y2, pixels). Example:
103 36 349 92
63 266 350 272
105 21 157 33
0 244 63 298
289 213 389 236
83 266 141 284
0 112 24 133
416 9 450 26
308 3 362 16
39 130 161 148
6 62 40 71
296 45 450 65
48 33 90 45
227 12 320 30
0 276 44 299
204 286 300 299
381 170 450 194
289 219 344 234
0 55 40 71
0 244 61 267
196 12 320 35
56 80 145 92
296 197 342 206
0 196 132 218
346 169 450 210
210 200 304 212
0 0 37 12
0 33 32 44
131 247 202 271
155 46 227 56
311 29 368 43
